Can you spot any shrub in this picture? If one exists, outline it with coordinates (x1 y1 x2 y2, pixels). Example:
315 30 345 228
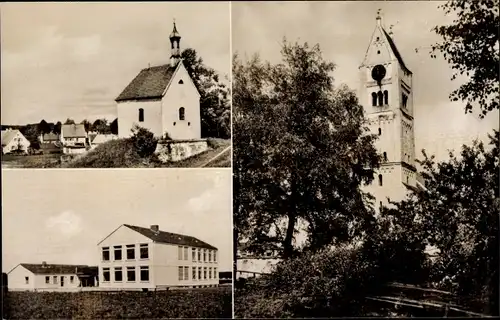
66 139 145 168
130 125 158 158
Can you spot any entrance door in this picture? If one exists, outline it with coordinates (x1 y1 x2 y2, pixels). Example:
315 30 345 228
60 276 64 287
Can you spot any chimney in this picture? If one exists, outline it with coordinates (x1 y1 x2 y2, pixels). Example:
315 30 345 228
150 225 159 232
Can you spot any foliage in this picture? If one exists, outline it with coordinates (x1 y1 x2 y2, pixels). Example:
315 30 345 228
20 124 41 150
232 39 380 259
54 121 62 134
38 120 51 134
81 119 92 132
4 287 232 319
64 118 76 125
181 48 231 139
130 125 158 158
93 118 111 134
430 0 499 117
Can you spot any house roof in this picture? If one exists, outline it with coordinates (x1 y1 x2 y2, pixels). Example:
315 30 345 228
116 64 177 102
124 224 217 250
382 28 409 72
91 134 118 144
1 130 22 147
42 133 59 141
19 263 94 275
62 124 86 138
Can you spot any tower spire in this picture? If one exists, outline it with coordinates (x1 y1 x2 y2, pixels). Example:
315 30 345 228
376 9 382 27
169 20 181 67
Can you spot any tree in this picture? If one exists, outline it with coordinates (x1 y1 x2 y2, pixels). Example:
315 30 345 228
54 121 62 135
233 40 380 259
130 125 158 158
181 48 231 139
64 118 75 125
92 118 110 134
81 119 92 132
110 118 118 135
430 0 499 117
38 120 50 134
20 124 40 150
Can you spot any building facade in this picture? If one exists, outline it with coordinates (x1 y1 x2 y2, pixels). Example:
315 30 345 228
97 224 218 290
7 262 97 291
116 22 201 140
1 129 30 154
61 124 88 154
358 13 425 211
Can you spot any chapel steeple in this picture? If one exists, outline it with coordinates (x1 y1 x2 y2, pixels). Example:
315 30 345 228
169 20 181 67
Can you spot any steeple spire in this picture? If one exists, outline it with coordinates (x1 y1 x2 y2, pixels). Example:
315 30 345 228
169 20 181 67
376 9 382 27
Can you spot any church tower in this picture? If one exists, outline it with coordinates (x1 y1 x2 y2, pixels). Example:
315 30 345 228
359 11 417 211
169 21 181 67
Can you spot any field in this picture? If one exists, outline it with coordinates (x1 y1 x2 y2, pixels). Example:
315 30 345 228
3 286 232 319
1 154 62 168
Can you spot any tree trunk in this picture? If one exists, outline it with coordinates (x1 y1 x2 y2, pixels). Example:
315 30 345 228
283 213 296 259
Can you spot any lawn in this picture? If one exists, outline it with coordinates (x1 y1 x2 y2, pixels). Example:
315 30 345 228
4 286 232 319
2 154 62 169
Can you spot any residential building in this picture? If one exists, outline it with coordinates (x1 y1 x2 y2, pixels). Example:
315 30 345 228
7 262 97 291
97 224 218 290
89 134 118 150
358 13 426 212
61 124 88 154
39 132 62 154
39 132 60 144
1 129 30 155
116 22 201 140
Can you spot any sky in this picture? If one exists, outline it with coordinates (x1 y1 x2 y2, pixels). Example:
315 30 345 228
2 169 233 273
1 2 230 125
232 1 499 162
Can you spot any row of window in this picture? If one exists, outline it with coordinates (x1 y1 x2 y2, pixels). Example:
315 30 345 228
178 266 218 281
138 107 186 122
24 275 75 285
178 246 217 263
371 91 409 109
102 244 149 262
102 266 149 282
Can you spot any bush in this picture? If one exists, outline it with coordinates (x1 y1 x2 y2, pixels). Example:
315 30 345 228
130 125 158 158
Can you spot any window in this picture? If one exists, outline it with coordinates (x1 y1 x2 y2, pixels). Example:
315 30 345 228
53 276 58 283
179 107 185 121
103 268 110 282
376 36 380 41
25 277 29 284
378 127 381 135
192 248 196 261
371 92 377 106
209 251 212 262
198 267 202 280
140 244 149 259
127 266 136 282
114 246 122 261
178 266 183 281
184 247 188 260
402 93 408 108
198 249 201 261
126 244 135 260
383 152 387 162
380 201 383 209
70 276 74 284
203 249 207 262
140 266 149 281
204 267 207 280
384 90 388 105
184 266 189 280
377 50 381 54
178 246 183 260
214 268 217 278
114 267 123 282
378 174 383 186
407 176 409 184
377 91 384 106
102 247 110 261
138 108 144 122
209 267 212 279
45 276 50 284
193 267 197 280
214 251 217 262
178 79 184 84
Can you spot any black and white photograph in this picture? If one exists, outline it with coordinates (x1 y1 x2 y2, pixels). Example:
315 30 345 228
1 2 231 168
2 169 232 318
232 1 498 318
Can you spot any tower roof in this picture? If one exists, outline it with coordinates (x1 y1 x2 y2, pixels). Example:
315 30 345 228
169 21 181 39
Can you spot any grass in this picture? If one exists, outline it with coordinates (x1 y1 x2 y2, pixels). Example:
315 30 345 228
2 153 62 168
4 286 232 319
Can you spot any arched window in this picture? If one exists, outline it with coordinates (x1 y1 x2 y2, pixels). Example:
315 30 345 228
378 174 383 186
384 90 388 105
371 92 377 106
179 107 185 121
378 127 382 135
178 79 184 84
377 91 384 106
138 108 144 122
383 152 387 162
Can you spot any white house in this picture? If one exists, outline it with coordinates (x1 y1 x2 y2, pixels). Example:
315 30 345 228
7 262 98 291
1 129 30 155
97 224 219 290
115 22 201 140
89 134 118 149
61 124 88 154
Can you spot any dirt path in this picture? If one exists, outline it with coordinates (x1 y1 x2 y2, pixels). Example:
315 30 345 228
200 146 231 168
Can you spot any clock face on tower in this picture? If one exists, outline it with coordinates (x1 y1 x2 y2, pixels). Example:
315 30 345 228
371 64 386 82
